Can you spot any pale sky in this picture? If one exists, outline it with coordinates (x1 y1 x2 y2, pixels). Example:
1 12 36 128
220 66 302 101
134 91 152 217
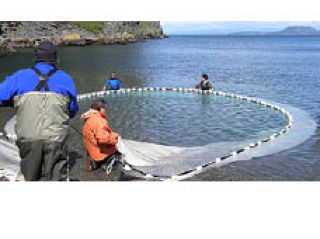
161 21 320 35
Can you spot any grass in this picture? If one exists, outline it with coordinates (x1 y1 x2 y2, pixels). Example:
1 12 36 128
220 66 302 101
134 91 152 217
72 22 104 33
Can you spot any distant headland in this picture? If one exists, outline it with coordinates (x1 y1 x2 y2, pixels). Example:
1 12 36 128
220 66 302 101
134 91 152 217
230 26 320 36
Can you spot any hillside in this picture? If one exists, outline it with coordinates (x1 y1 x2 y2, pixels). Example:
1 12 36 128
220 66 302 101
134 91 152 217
0 21 166 56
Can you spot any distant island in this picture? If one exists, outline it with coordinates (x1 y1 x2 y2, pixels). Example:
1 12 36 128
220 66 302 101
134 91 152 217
230 26 320 36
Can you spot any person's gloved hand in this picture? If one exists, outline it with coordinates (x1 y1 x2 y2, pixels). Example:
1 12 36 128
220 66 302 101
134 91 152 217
111 132 120 145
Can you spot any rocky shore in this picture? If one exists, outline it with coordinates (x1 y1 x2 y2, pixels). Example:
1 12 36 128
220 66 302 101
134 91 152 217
0 21 167 56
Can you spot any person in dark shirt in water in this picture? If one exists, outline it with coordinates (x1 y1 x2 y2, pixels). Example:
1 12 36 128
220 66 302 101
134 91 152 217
103 71 122 91
194 74 214 90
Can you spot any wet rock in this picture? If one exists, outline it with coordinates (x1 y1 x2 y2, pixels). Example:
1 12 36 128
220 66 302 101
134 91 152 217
0 39 17 56
61 34 87 46
102 38 116 45
0 175 10 181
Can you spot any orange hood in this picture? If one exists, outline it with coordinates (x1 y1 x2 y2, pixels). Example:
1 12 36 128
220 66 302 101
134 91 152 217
81 109 106 121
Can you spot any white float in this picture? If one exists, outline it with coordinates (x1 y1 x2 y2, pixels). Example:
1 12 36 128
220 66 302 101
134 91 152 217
76 88 293 181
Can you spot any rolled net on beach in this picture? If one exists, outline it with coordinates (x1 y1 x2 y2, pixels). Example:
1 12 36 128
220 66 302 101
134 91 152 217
0 117 20 180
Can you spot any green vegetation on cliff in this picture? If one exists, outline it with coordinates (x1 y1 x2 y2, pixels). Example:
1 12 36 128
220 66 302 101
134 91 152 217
71 22 104 33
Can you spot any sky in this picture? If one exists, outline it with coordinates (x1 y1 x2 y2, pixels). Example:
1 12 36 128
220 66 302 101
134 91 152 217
161 21 320 35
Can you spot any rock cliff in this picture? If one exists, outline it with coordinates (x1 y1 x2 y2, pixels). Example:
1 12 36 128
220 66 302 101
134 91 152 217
0 21 166 56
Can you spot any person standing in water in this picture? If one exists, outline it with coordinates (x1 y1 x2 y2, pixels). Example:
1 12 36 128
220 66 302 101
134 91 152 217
194 74 214 90
0 41 79 181
82 98 121 174
103 71 122 91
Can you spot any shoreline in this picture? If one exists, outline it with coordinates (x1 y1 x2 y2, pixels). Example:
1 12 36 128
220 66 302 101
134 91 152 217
0 21 168 56
0 35 168 57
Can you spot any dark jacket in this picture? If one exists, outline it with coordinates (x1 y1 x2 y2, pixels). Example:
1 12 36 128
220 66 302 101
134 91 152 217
195 80 213 90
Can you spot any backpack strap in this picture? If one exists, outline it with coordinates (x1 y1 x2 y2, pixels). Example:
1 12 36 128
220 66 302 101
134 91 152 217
32 66 57 92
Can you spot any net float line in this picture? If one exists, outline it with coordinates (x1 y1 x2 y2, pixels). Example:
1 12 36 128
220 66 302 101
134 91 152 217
76 87 293 181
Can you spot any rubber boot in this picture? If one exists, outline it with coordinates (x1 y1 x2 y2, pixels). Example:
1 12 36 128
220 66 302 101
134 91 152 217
86 156 98 171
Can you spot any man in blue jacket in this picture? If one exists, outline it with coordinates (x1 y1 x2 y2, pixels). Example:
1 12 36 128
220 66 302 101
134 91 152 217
103 71 122 91
0 41 79 181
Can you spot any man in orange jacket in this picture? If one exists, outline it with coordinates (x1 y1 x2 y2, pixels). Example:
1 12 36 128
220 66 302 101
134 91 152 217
82 98 121 173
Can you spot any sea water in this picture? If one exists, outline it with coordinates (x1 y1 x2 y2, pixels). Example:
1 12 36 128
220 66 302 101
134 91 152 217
0 35 319 180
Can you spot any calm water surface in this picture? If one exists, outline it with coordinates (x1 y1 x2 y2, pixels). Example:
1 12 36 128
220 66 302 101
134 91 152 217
0 36 319 180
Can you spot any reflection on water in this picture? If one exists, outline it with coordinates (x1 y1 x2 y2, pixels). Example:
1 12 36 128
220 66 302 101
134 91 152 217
73 92 286 147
